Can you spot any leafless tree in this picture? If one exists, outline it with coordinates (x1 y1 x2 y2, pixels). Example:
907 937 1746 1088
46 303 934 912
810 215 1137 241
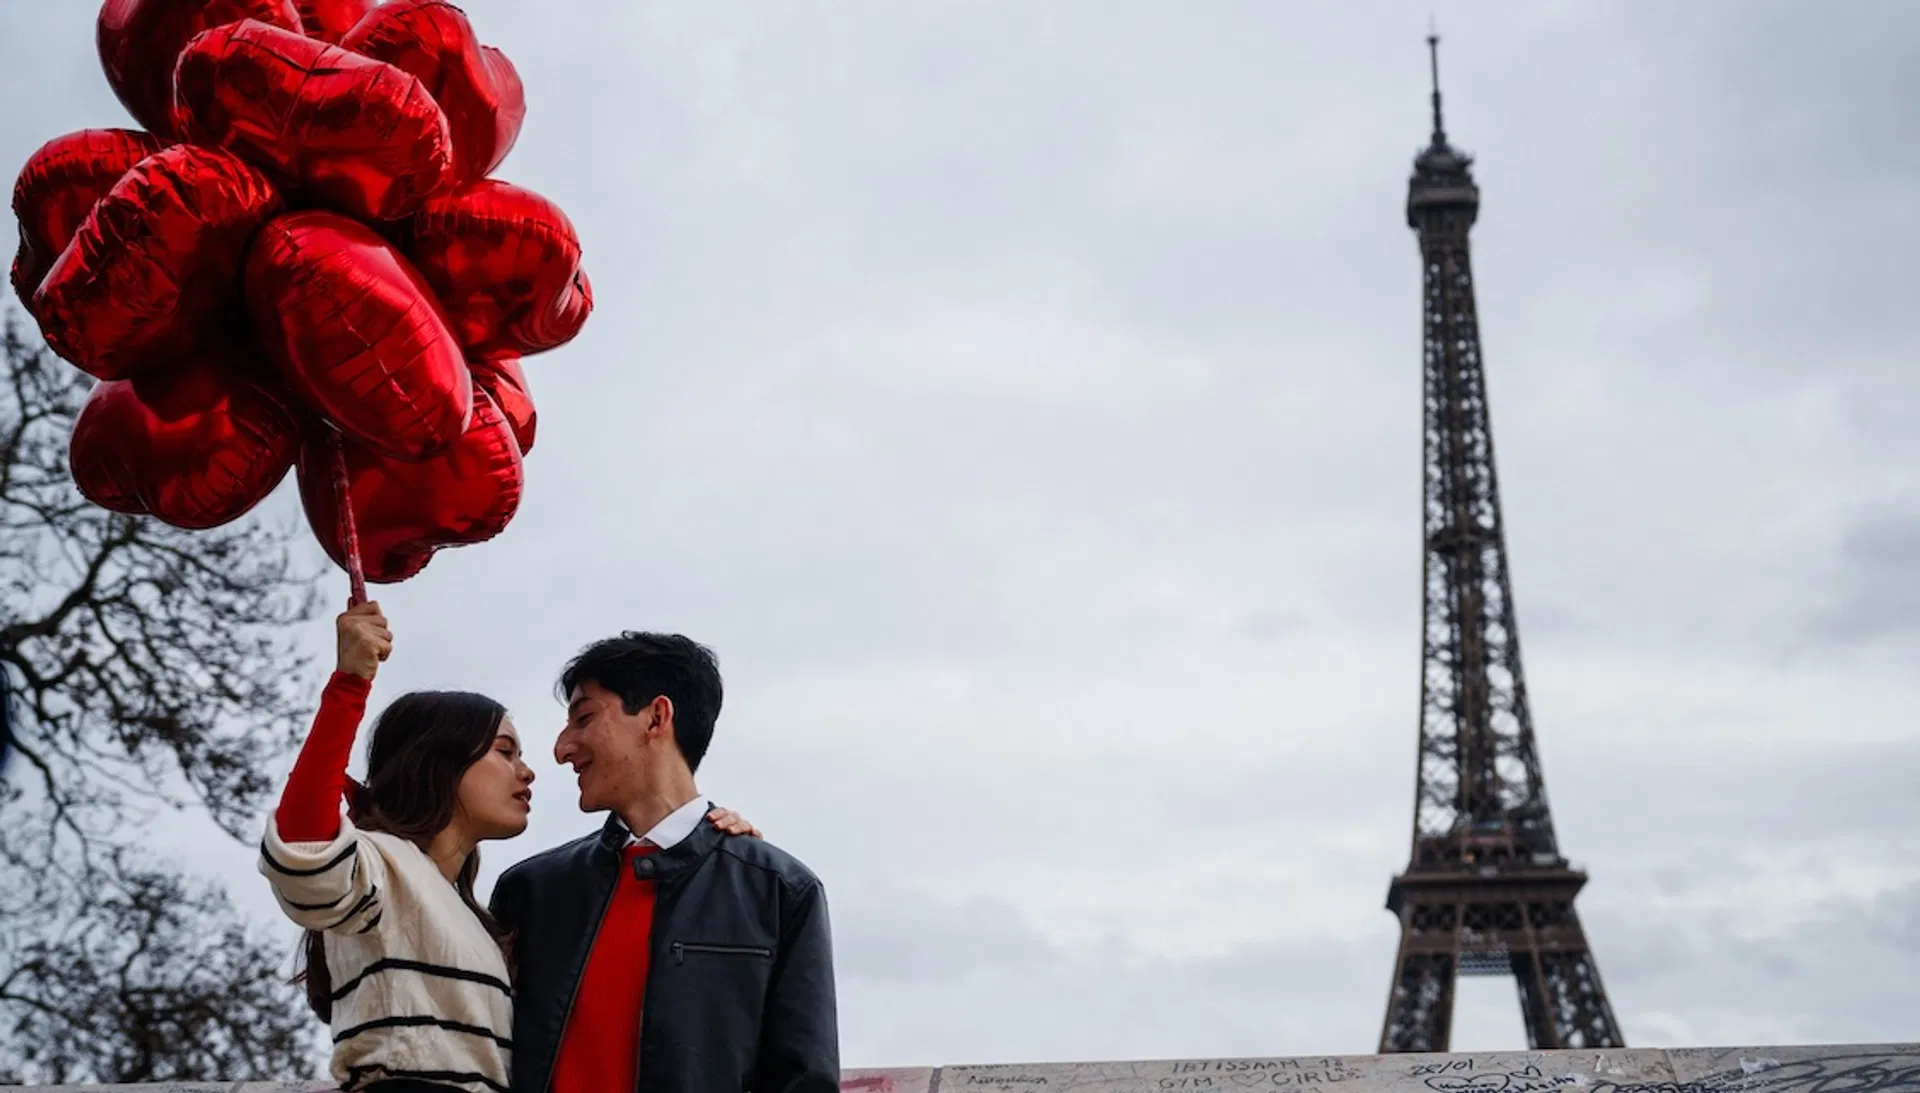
0 852 321 1083
0 308 326 1082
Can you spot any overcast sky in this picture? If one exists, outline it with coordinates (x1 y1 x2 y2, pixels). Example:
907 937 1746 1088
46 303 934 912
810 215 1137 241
5 0 1919 1069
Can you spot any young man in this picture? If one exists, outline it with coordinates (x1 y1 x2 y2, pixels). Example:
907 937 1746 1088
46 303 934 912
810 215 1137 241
490 632 838 1093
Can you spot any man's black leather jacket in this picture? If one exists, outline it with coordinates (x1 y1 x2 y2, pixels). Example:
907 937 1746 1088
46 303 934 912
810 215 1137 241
489 812 838 1093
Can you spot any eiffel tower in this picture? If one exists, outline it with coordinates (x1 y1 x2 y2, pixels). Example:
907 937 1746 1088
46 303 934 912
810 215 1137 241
1377 35 1626 1053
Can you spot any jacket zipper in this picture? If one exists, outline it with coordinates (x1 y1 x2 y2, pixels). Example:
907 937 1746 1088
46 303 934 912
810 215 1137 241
542 857 623 1093
634 854 690 1093
671 941 773 964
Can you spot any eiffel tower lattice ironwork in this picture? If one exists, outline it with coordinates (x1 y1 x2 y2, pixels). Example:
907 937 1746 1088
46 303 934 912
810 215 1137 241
1377 34 1626 1054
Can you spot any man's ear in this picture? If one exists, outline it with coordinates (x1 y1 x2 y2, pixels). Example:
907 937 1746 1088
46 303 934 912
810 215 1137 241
647 695 675 738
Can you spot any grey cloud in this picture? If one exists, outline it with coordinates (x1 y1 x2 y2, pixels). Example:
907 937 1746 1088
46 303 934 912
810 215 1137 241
833 884 1064 984
837 911 1389 1066
1586 876 1920 1048
1814 506 1920 643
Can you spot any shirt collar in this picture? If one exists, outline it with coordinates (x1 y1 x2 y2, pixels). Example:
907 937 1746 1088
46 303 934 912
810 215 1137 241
625 794 710 850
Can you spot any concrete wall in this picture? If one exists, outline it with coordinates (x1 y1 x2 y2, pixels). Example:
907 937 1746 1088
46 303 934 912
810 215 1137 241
18 1042 1920 1093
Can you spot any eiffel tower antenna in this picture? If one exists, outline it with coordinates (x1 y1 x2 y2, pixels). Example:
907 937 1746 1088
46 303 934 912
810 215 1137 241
1426 20 1446 144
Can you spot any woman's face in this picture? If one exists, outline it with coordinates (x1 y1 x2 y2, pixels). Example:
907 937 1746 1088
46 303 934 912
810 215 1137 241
456 717 536 840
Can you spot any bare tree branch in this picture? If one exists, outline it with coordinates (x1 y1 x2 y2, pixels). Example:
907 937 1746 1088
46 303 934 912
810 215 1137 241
0 842 320 1082
0 307 326 1081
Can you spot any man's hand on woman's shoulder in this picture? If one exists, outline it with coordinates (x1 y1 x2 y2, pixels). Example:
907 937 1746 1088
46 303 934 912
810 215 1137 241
707 806 762 839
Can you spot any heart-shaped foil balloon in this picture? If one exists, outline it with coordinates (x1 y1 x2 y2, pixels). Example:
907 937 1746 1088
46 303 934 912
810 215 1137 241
68 345 301 529
407 180 593 357
470 355 536 455
32 145 282 381
10 128 166 303
174 19 453 221
246 210 472 461
295 0 374 42
96 0 303 139
343 0 526 183
68 412 150 517
297 387 524 583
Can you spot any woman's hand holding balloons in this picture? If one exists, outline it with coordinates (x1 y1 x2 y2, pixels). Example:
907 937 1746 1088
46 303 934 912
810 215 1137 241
335 600 392 681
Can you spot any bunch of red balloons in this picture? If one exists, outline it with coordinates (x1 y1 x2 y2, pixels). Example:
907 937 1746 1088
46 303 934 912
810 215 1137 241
11 0 590 584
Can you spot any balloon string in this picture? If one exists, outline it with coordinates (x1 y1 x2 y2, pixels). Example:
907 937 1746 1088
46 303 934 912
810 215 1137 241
330 430 367 607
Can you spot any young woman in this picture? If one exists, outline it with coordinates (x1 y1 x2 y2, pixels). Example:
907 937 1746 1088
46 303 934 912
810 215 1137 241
260 602 758 1093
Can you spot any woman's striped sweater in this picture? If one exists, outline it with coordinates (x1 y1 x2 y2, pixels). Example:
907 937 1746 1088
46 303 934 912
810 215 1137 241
260 817 514 1093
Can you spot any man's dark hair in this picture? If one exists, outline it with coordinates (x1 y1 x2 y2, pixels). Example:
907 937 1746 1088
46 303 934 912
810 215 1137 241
559 632 724 773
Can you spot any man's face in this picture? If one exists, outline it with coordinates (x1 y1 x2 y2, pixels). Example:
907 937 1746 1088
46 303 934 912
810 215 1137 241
554 681 659 813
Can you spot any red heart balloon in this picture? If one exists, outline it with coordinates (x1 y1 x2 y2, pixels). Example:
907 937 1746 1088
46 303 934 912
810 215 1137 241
295 0 373 42
407 180 593 357
96 0 302 139
297 387 523 583
69 412 151 518
342 0 526 183
246 210 472 461
174 19 453 221
32 145 282 381
10 128 166 304
69 346 300 529
470 355 536 455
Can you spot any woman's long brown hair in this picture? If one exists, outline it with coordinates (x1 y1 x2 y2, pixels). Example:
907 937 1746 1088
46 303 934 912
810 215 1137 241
296 690 515 1020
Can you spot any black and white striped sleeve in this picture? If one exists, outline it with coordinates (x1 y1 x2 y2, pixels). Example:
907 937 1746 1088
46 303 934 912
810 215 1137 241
258 817 390 935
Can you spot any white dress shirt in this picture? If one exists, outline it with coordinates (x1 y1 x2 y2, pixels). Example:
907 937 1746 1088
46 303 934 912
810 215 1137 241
625 794 711 850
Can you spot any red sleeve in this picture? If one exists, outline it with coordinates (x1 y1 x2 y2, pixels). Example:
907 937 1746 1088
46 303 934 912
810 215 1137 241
273 671 373 842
